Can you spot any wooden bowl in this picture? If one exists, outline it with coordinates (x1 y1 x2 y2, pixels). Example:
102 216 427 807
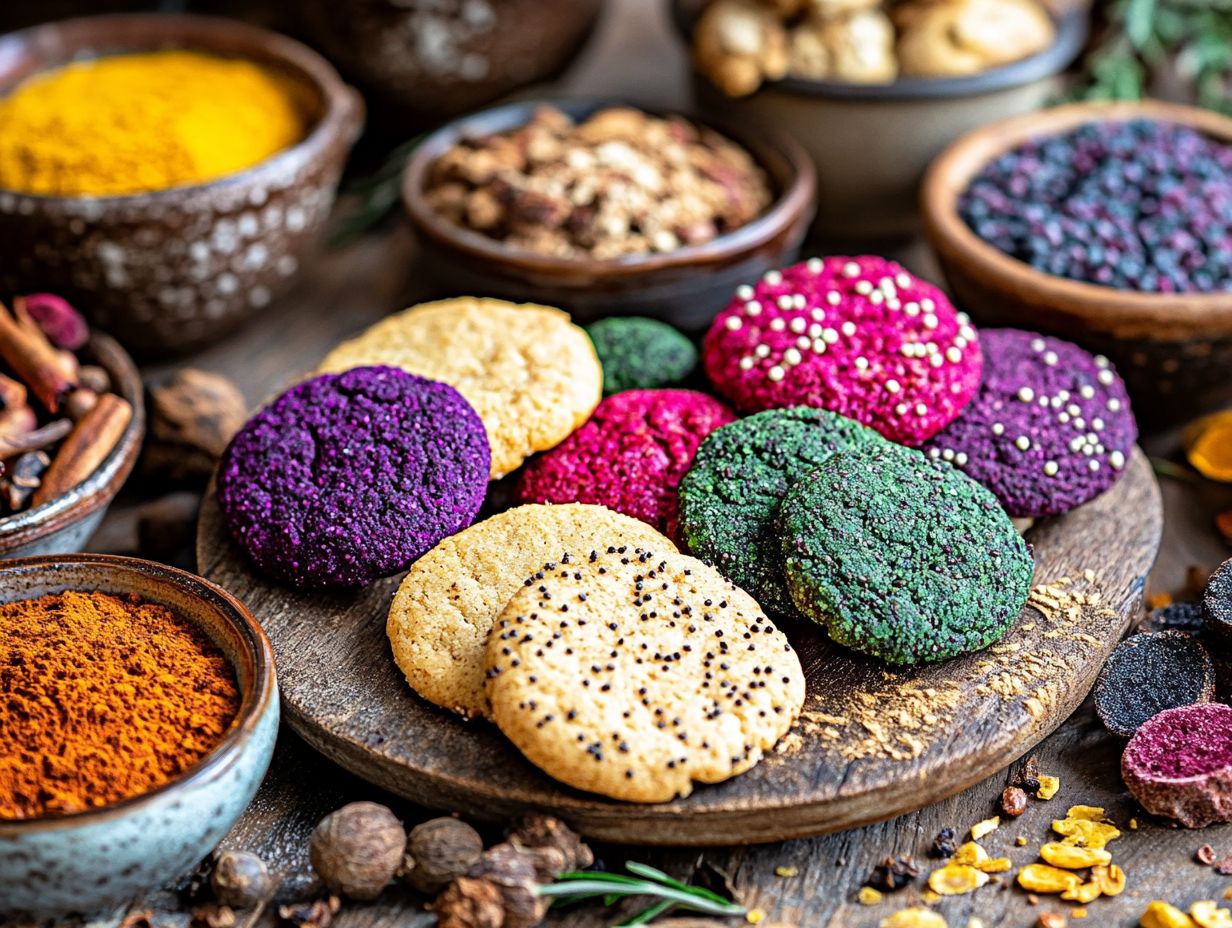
0 14 364 357
921 100 1232 423
0 334 144 558
401 99 816 331
295 0 602 124
671 0 1087 241
0 554 278 919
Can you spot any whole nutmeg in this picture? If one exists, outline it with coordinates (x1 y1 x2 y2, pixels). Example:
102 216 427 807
309 802 406 900
143 369 247 484
403 817 484 894
211 850 274 908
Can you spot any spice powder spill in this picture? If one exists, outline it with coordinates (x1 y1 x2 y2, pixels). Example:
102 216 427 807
0 591 240 819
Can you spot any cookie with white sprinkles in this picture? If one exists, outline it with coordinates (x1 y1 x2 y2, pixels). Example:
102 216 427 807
920 329 1137 518
702 256 983 445
485 546 806 802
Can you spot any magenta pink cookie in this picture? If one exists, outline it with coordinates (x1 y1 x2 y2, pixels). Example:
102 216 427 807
702 257 983 445
514 389 735 537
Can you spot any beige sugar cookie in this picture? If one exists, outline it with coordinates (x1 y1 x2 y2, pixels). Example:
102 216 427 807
388 504 674 720
317 298 602 479
486 546 806 803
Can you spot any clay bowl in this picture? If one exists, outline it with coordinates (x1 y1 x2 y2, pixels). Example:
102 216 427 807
294 0 603 124
0 14 364 357
670 0 1086 241
402 99 816 331
0 334 144 558
0 554 279 919
921 100 1232 424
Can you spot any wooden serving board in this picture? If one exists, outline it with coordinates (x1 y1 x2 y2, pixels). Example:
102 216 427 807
197 449 1162 847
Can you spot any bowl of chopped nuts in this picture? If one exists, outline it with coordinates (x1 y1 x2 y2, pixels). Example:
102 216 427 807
402 99 816 330
0 297 145 559
671 0 1087 240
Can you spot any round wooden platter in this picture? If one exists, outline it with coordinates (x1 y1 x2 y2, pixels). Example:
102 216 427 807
197 449 1162 847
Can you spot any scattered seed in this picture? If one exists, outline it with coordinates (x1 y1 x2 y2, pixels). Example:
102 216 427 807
775 865 799 878
858 886 884 906
1200 845 1218 865
971 816 1001 840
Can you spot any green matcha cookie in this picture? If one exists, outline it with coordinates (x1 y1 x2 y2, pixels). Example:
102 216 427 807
585 316 698 395
677 408 883 613
779 443 1034 666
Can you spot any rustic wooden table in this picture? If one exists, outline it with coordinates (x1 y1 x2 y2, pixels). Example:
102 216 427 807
73 1 1232 926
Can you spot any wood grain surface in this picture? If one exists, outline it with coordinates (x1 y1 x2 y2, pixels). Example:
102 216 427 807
196 447 1161 846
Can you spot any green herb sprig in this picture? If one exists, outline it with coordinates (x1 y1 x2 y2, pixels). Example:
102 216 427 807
1071 0 1232 115
538 861 747 927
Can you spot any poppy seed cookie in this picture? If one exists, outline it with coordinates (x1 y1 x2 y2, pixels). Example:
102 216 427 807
677 408 884 613
586 316 699 395
779 442 1033 665
485 546 806 803
388 503 675 720
217 366 489 589
317 297 602 479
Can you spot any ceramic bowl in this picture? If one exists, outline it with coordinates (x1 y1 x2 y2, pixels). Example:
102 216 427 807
0 554 279 919
671 0 1086 241
921 99 1232 424
295 0 602 123
0 334 144 558
0 14 364 357
401 99 816 331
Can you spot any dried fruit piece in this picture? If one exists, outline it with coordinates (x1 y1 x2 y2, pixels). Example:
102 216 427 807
1051 817 1120 849
928 864 989 895
1016 864 1083 894
1092 864 1126 896
1065 805 1107 821
858 886 884 905
881 909 947 928
974 857 1012 874
1039 842 1113 869
1192 900 1232 928
1037 775 1060 800
1060 881 1102 904
971 816 1000 840
1002 786 1029 817
1187 411 1232 482
1142 901 1198 928
1095 631 1216 737
952 842 989 866
1122 703 1232 828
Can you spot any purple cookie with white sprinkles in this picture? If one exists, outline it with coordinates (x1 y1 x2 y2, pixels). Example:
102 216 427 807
921 329 1136 518
218 365 490 588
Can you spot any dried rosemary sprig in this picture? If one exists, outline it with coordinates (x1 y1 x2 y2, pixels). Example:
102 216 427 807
329 135 424 246
537 861 746 926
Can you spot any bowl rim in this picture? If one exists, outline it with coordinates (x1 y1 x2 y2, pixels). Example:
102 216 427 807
669 0 1088 101
0 12 362 203
0 332 145 551
920 99 1232 336
0 553 277 832
401 97 817 279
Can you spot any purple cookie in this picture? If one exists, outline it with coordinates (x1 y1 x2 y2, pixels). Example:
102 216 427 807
1122 703 1232 828
922 329 1136 518
218 366 489 588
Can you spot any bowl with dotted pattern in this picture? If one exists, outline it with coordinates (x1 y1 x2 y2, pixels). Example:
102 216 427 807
0 14 363 357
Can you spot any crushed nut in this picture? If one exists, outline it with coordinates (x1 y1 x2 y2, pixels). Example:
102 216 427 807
1141 901 1198 928
1017 836 1029 847
1192 900 1232 928
1129 818 1139 830
880 907 948 928
927 864 988 895
858 886 884 905
1016 864 1083 894
1039 842 1112 869
970 816 1000 840
1037 775 1060 800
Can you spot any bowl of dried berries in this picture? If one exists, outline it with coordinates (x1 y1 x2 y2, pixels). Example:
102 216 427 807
402 99 815 330
671 0 1087 239
921 100 1232 422
0 553 278 918
0 295 144 558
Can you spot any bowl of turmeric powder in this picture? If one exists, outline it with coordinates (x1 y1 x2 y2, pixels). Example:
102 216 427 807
0 553 278 919
0 14 364 356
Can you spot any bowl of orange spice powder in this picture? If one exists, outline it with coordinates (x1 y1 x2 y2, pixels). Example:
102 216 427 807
0 553 278 918
0 14 364 357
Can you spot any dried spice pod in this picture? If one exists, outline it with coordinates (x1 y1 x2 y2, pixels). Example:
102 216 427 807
1122 703 1232 828
1094 631 1216 737
1204 559 1232 646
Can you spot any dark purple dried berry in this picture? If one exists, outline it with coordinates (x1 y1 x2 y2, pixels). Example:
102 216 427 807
866 856 919 892
929 827 956 859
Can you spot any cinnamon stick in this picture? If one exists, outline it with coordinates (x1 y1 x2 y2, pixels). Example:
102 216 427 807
32 394 132 506
0 301 78 412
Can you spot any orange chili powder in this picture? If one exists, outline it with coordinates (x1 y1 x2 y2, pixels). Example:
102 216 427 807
0 590 241 819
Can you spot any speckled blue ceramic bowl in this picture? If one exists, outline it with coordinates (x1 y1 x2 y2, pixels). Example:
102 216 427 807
0 555 279 919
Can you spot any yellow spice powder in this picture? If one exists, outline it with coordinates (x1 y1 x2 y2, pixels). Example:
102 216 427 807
0 50 305 197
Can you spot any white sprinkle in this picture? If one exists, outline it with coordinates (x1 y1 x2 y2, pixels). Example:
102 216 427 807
1095 355 1110 368
1030 338 1046 352
1015 435 1031 451
808 323 822 337
1080 385 1095 399
921 298 936 312
855 356 869 371
925 342 939 355
956 312 971 325
807 257 823 273
810 308 825 322
991 422 1005 436
930 354 944 368
1057 390 1071 402
880 278 897 296
725 316 743 331
745 301 762 316
869 291 884 306
823 328 839 344
916 403 929 416
793 294 806 310
768 365 785 382
755 344 771 358
954 336 968 350
896 273 913 289
1092 418 1105 431
764 270 783 285
929 448 942 459
1043 461 1059 477
855 280 873 296
1067 404 1081 417
770 318 786 331
904 302 920 317
736 285 754 300
1058 412 1070 424
1108 398 1121 412
841 321 857 337
1017 387 1035 403
790 317 807 334
1073 417 1085 430
1050 396 1063 410
797 335 812 350
886 298 901 310
739 357 755 371
1044 351 1059 366
843 262 860 277
812 339 826 353
895 403 909 416
1088 460 1101 472
1110 450 1126 470
885 379 901 394
784 348 802 365
960 325 976 341
942 449 955 461
1098 370 1115 385
1039 396 1050 408
955 452 969 466
923 314 939 329
945 347 962 363
1070 436 1085 452
826 291 841 306
777 295 794 310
